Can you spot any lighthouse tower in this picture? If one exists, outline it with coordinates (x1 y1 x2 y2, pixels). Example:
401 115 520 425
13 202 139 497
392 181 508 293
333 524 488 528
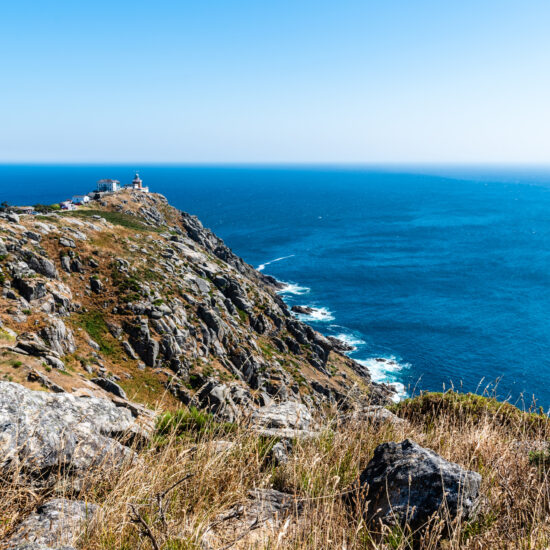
130 172 149 192
132 172 142 189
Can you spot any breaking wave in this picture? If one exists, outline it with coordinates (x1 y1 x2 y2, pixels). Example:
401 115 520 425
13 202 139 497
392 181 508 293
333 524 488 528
277 282 311 295
356 356 409 401
257 254 295 272
294 306 335 322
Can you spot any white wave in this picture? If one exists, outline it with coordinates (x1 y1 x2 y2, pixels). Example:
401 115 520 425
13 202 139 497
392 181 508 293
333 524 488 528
277 282 310 295
295 306 335 322
356 356 409 402
257 254 295 272
334 333 366 350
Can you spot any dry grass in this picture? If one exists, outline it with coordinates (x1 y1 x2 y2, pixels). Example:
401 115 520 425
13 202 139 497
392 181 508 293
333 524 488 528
2 392 550 549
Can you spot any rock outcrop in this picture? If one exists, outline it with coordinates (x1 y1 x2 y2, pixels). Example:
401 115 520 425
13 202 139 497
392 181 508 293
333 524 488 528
0 382 145 483
6 498 98 549
359 439 481 531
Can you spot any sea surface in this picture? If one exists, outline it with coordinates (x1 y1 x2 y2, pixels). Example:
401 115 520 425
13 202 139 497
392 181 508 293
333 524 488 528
3 164 550 408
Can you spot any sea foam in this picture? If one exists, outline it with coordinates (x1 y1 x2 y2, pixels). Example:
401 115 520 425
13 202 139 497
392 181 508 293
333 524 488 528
294 306 335 322
333 332 366 350
277 282 311 295
356 357 408 401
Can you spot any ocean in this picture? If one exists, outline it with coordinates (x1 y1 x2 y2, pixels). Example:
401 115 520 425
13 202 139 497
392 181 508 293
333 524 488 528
3 164 550 408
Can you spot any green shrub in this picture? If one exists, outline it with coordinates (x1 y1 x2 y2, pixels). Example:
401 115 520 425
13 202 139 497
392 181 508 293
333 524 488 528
392 391 549 435
236 308 248 323
76 310 119 357
33 203 60 213
156 407 235 437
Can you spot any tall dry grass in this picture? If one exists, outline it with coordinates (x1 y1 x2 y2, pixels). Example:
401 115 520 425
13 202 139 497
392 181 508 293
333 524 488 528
2 393 550 549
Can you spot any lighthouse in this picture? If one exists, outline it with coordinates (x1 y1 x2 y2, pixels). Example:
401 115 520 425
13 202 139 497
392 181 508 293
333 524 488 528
130 172 149 193
132 172 142 189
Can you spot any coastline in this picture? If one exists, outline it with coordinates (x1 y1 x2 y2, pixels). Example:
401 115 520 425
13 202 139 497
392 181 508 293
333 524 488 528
271 276 408 401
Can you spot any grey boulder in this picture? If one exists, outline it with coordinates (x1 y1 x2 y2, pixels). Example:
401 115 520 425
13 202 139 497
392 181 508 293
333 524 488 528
6 498 98 548
359 439 481 531
251 401 312 431
0 382 144 481
91 377 127 399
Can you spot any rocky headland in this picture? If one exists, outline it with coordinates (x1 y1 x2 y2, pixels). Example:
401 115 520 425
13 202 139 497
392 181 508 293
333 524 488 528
0 189 548 549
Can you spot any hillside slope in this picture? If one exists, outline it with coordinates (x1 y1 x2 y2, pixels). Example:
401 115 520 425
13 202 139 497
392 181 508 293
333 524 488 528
0 189 393 419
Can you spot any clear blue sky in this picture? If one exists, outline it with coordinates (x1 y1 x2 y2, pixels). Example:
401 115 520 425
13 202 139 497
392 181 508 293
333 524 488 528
2 0 550 163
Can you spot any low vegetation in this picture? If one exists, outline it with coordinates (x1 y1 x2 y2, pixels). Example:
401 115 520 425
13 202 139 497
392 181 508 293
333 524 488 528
60 209 162 232
2 393 550 549
74 310 120 357
392 390 550 436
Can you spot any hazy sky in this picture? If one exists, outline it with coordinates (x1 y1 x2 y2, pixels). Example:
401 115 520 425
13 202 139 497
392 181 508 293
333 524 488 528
2 1 550 163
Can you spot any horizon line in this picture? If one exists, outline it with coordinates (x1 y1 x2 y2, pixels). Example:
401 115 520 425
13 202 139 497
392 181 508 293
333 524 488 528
2 161 550 168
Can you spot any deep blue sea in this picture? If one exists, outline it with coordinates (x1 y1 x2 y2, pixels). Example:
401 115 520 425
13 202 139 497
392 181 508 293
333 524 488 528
3 165 550 408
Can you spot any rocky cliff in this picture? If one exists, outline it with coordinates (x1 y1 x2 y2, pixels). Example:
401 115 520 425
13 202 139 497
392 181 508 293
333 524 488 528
0 189 393 423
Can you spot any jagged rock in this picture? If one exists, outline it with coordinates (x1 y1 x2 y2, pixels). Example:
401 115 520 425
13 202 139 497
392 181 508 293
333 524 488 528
122 340 139 360
60 255 72 273
106 321 123 338
23 251 57 279
285 336 302 354
166 379 191 404
286 319 309 345
291 305 315 315
197 304 226 339
271 439 292 465
0 190 396 452
91 377 127 399
24 230 42 242
44 355 66 370
249 313 267 334
0 382 145 481
70 258 83 273
246 489 301 523
13 277 47 302
6 498 99 548
125 318 159 367
251 402 313 431
272 337 287 353
344 406 407 427
87 338 100 351
15 332 53 356
27 370 65 393
359 439 481 531
193 380 240 422
229 350 266 388
327 336 355 353
40 319 76 356
160 333 183 360
212 275 253 313
89 277 103 293
59 237 75 248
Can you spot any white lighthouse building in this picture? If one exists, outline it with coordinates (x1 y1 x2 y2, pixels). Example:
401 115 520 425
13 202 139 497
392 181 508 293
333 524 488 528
129 172 149 192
